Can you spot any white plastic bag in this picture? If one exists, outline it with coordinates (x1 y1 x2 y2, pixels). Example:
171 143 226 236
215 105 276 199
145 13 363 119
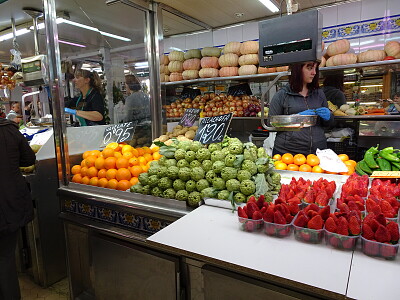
316 148 348 173
263 132 276 156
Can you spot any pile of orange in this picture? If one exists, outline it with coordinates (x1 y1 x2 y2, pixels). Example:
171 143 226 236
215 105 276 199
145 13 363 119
70 142 161 190
273 153 356 175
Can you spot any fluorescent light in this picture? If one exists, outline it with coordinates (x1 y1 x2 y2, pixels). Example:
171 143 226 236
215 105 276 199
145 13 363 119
59 39 86 48
344 82 356 85
0 28 30 41
258 0 279 13
134 62 148 67
135 65 149 69
360 84 383 88
59 18 131 42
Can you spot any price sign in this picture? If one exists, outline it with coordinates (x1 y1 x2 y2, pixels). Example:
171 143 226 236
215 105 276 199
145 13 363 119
194 113 233 144
178 108 201 127
102 121 137 146
371 171 400 178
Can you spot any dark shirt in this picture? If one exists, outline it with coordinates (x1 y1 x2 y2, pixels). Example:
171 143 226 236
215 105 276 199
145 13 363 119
65 89 106 125
322 86 347 107
124 91 151 124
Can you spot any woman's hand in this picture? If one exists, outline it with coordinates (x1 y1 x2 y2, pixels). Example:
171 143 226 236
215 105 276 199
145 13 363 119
316 107 331 120
298 109 316 115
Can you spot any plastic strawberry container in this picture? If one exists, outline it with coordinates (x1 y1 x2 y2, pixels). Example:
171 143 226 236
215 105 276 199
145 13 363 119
292 214 324 244
360 236 399 260
324 230 359 250
238 216 263 232
263 220 293 238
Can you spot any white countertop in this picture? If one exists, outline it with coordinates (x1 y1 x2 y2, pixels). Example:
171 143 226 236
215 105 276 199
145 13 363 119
148 205 353 296
347 250 400 300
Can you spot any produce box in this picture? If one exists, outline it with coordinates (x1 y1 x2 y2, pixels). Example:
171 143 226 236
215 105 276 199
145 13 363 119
292 214 324 244
263 220 292 238
325 230 359 250
360 236 399 260
238 216 263 232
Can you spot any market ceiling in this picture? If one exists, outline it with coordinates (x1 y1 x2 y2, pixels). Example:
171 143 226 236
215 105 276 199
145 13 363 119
0 0 344 63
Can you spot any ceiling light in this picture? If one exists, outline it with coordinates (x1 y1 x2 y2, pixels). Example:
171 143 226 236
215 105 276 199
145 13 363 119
360 84 383 88
258 0 279 13
344 82 356 85
0 28 30 41
134 62 148 67
59 39 86 48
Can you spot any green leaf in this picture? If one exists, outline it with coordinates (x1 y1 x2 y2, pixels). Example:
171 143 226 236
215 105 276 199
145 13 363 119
233 155 244 168
228 191 235 212
254 173 269 197
256 157 269 165
154 141 166 147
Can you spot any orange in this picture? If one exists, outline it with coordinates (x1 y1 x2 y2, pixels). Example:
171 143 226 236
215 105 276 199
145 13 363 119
287 164 299 171
80 166 88 177
97 178 108 188
272 154 282 160
87 166 98 178
307 155 320 167
345 160 357 168
281 153 294 165
338 154 349 162
116 168 132 181
275 162 287 170
90 150 101 157
152 152 161 160
130 165 143 177
131 148 139 157
106 142 121 152
274 160 283 166
104 157 117 169
89 177 99 186
141 165 149 172
116 157 129 169
106 169 118 180
95 157 105 170
102 148 115 158
312 165 324 173
72 174 83 183
340 165 355 175
130 177 139 186
151 146 160 153
142 147 152 154
299 164 312 172
325 171 339 175
107 179 118 189
81 176 90 185
114 152 122 159
80 160 86 168
85 156 97 168
143 153 153 162
117 180 132 191
71 165 81 175
138 156 147 165
121 145 133 153
129 157 139 166
136 148 145 156
82 150 92 159
98 169 107 179
123 152 134 160
293 154 306 166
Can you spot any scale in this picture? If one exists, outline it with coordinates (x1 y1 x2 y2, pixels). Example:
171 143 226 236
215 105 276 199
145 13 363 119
21 55 49 87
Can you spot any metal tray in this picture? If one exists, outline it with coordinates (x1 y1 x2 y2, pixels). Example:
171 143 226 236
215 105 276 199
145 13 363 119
269 114 317 128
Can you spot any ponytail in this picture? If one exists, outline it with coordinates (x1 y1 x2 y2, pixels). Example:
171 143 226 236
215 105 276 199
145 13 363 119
75 69 103 92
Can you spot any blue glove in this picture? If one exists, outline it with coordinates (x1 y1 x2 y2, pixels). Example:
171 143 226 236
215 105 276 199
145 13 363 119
298 109 316 116
64 108 77 115
316 107 331 121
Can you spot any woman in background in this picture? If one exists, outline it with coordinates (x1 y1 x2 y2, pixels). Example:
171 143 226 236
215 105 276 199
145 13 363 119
124 75 150 124
322 72 347 107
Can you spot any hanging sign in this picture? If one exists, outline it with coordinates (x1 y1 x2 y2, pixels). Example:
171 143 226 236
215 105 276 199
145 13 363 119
178 108 201 127
194 113 233 144
102 121 137 146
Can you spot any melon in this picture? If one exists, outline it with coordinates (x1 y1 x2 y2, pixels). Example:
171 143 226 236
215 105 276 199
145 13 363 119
168 61 183 73
218 53 239 67
201 57 220 69
184 49 202 60
238 65 257 76
201 47 221 57
183 58 201 70
326 53 357 66
240 41 259 55
238 54 259 66
384 41 400 57
357 50 386 63
168 51 185 62
199 68 219 78
219 67 239 77
223 42 241 55
326 39 350 57
182 70 199 80
169 72 183 82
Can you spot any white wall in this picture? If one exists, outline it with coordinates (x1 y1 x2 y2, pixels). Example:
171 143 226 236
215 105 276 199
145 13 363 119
163 0 400 54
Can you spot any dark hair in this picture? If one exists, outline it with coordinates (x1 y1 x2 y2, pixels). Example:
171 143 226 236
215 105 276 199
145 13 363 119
289 62 320 93
323 73 344 91
125 75 142 91
75 69 102 91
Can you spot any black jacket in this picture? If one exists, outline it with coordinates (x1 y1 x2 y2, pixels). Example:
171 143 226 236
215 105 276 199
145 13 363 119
322 86 347 107
269 84 334 155
0 118 36 236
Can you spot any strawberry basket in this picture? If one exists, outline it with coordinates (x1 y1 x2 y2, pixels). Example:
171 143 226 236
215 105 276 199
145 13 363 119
292 214 324 244
361 236 399 260
238 216 263 232
325 230 359 250
263 220 292 238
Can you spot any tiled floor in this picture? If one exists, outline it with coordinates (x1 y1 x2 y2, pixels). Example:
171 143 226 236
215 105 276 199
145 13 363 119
19 274 69 300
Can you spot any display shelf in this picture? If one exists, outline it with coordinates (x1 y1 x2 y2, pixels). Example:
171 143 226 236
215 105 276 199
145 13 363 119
161 59 400 87
166 117 262 122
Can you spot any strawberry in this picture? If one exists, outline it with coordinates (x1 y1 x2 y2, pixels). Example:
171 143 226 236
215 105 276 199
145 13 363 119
299 230 311 242
329 235 339 247
285 214 294 223
278 226 291 237
362 223 375 240
243 205 248 216
386 222 399 243
338 202 350 214
246 202 259 219
370 219 380 232
348 210 361 223
264 224 276 235
274 210 286 225
245 220 256 232
307 210 318 220
376 213 387 226
337 217 349 236
288 203 299 216
315 190 329 206
276 203 290 217
305 203 320 213
308 215 324 230
319 206 330 221
263 201 270 209
260 206 267 214
263 206 275 223
330 213 339 223
287 196 301 205
371 205 382 216
304 189 315 204
348 201 360 212
380 243 397 259
253 211 263 220
363 213 375 228
325 217 337 233
366 199 377 212
256 195 265 209
375 224 391 243
247 195 256 203
294 212 308 228
363 240 380 256
342 238 355 250
348 215 361 236
238 207 248 219
381 200 394 213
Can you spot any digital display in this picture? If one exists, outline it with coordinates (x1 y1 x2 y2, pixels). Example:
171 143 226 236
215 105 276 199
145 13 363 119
263 39 312 56
22 60 42 74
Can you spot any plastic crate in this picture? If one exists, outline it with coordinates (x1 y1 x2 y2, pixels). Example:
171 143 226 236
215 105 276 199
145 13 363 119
327 139 357 160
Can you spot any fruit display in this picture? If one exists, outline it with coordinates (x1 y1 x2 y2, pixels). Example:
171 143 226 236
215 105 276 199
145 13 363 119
336 173 368 213
366 179 400 219
361 212 399 260
237 195 269 232
130 137 281 207
328 102 366 116
273 152 356 175
155 124 198 145
356 146 400 176
70 143 161 191
164 93 261 118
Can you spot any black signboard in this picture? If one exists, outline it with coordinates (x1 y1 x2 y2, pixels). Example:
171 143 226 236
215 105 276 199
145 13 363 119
194 113 233 144
178 108 201 127
102 121 137 146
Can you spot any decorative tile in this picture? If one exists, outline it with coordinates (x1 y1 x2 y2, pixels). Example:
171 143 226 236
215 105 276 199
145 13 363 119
322 28 337 40
361 20 385 34
387 15 400 30
64 200 76 213
118 212 141 229
142 217 171 233
337 24 360 37
96 207 118 222
77 203 96 217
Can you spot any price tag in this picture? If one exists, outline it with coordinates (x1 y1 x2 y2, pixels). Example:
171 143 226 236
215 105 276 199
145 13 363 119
178 108 201 127
102 121 137 146
370 171 400 178
194 113 233 144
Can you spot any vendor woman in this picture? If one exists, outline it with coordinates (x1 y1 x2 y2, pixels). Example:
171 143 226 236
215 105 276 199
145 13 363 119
64 69 105 126
268 61 334 156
